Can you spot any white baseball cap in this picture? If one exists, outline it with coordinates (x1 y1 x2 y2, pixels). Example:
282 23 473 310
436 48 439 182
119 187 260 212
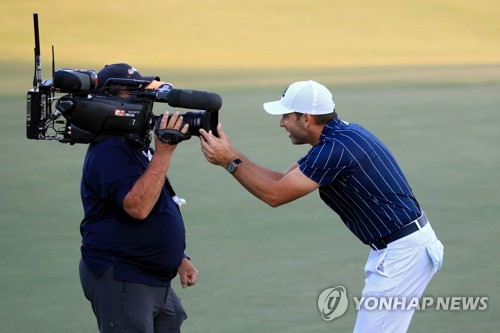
263 80 335 115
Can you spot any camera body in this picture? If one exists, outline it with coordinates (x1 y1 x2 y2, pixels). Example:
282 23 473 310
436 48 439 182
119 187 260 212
27 68 221 147
26 14 222 147
27 68 155 146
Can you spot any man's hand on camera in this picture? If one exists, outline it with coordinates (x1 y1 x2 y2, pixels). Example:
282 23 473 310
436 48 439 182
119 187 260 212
199 123 236 166
154 111 189 154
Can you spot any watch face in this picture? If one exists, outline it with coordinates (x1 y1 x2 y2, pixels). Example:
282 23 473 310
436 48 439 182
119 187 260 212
227 159 241 173
227 162 237 173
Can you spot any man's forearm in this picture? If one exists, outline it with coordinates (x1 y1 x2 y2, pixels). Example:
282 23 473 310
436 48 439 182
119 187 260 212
232 151 285 182
229 161 283 207
200 126 317 207
123 153 172 219
228 160 315 208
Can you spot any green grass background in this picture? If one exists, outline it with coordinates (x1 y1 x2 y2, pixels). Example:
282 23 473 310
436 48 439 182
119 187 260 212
1 1 500 332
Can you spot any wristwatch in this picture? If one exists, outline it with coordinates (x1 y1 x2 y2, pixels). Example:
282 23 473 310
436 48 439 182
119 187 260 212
226 158 242 174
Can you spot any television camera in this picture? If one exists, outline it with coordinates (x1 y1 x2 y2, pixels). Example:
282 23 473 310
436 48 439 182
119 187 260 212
26 13 222 147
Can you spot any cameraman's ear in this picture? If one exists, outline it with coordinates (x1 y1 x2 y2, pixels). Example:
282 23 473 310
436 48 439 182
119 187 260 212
145 80 163 89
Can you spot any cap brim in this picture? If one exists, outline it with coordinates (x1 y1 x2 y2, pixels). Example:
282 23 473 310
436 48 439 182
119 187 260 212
263 101 294 115
141 75 160 83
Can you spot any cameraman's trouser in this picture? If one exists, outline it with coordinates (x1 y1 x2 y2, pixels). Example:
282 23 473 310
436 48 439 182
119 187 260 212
79 259 187 333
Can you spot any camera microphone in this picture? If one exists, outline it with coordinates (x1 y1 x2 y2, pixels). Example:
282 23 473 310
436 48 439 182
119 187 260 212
137 88 222 111
167 89 222 111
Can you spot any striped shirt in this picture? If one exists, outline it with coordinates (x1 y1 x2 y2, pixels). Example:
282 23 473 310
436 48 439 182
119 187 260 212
298 117 421 244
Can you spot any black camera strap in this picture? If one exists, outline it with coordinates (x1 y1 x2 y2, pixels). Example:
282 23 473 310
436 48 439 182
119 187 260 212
164 176 177 198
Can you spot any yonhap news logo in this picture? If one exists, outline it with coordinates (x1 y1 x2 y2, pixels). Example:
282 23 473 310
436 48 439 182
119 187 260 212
317 286 349 321
317 285 488 321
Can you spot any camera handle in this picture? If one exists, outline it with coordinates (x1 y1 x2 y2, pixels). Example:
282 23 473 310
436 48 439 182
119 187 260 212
155 128 192 145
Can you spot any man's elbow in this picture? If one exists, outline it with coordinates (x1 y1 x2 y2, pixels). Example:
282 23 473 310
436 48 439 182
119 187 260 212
129 210 149 220
123 203 150 220
123 192 154 220
265 195 288 208
262 188 306 208
267 201 282 208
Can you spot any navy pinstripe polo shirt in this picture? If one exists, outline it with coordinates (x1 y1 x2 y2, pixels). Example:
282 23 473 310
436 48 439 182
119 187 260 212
298 117 421 244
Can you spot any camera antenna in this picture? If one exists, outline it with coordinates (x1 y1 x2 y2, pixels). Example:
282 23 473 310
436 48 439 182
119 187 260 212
32 13 42 88
52 45 55 79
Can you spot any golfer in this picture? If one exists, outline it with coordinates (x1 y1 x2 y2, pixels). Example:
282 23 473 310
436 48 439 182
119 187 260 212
199 80 443 333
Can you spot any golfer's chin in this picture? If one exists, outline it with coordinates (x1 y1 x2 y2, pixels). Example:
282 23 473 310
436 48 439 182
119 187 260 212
288 134 307 145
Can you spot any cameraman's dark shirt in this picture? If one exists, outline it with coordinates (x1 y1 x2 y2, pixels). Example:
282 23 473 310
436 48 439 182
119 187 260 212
80 137 185 287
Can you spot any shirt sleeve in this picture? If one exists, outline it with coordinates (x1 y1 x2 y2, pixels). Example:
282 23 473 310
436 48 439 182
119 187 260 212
85 142 145 208
298 140 358 186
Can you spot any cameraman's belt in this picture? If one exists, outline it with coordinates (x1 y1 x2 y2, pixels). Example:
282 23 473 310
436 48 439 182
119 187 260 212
368 213 428 251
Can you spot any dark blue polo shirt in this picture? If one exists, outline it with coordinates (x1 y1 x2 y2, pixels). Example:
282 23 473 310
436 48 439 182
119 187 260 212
80 137 185 287
298 117 421 244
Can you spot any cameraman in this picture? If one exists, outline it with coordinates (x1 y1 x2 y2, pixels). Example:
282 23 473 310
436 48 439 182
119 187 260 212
79 63 198 333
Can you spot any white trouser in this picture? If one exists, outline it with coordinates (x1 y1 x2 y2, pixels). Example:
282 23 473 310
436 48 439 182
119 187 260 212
353 222 444 333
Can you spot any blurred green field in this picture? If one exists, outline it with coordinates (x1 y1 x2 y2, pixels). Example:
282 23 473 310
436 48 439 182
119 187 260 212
1 63 499 332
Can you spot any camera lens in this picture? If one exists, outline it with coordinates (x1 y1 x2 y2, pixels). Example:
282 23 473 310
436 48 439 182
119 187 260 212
153 110 218 137
183 111 209 136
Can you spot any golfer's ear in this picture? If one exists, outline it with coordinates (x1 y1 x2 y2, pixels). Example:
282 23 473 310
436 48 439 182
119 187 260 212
303 113 313 127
